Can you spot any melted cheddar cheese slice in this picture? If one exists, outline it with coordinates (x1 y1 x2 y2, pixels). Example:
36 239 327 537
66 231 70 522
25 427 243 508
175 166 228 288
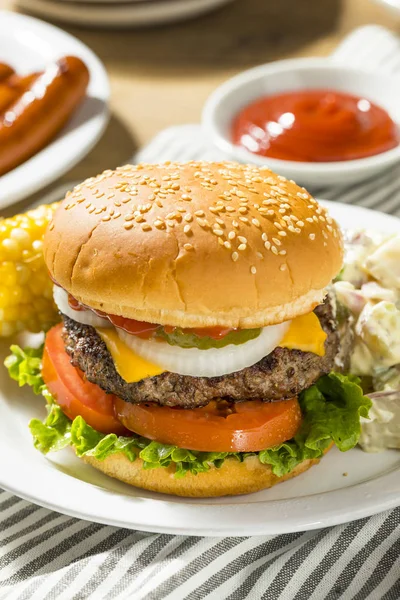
96 328 164 383
279 312 327 357
97 312 327 384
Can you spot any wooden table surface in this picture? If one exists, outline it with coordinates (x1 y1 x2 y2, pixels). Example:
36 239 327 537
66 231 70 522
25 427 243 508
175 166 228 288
0 0 398 216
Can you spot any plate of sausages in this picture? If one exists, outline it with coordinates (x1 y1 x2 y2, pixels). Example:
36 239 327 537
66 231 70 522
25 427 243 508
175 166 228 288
0 11 109 209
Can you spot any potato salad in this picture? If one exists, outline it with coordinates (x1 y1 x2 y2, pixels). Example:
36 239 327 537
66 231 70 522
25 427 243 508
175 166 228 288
334 231 400 452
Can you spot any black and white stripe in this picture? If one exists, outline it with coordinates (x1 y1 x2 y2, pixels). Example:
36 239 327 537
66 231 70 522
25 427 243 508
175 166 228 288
0 492 399 599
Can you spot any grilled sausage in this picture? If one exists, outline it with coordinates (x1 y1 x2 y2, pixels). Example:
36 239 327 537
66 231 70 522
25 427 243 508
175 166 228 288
0 63 15 82
0 73 41 114
0 56 89 176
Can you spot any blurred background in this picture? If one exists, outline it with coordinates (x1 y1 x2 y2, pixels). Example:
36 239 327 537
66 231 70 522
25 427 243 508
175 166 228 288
0 0 398 215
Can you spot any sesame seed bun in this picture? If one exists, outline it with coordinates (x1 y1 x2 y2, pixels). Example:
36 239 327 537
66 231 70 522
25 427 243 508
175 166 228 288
82 444 332 497
44 161 343 328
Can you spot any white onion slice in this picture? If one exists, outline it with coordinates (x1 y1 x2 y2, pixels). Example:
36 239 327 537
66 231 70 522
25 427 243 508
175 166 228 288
53 286 111 329
117 321 290 378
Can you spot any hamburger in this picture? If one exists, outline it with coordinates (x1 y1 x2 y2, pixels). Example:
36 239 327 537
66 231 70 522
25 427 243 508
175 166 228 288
6 161 370 497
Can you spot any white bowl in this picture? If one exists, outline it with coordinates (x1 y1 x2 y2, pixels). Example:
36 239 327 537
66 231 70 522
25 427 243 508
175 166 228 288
202 58 400 188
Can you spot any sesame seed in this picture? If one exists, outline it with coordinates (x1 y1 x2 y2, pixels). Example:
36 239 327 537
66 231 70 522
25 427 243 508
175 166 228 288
239 217 249 223
218 237 224 246
154 220 166 230
124 222 134 230
142 224 152 231
184 243 194 251
267 209 275 216
209 206 219 214
181 194 192 201
261 233 268 242
279 250 287 255
213 229 224 237
223 241 232 249
216 218 225 227
238 244 247 251
252 218 261 227
183 224 191 234
228 231 236 240
309 233 316 240
232 220 239 228
278 231 287 237
194 210 205 217
271 246 278 255
238 207 248 214
280 264 287 271
296 220 304 227
272 237 281 246
306 217 314 223
250 266 257 275
231 252 239 262
238 236 247 244
256 252 264 259
264 241 271 250
102 215 111 221
135 215 145 223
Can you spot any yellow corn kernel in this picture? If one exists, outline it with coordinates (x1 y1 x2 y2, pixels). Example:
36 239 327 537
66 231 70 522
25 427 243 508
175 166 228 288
0 202 60 337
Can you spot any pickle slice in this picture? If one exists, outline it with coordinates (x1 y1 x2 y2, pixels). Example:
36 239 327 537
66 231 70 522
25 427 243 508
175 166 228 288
157 327 262 349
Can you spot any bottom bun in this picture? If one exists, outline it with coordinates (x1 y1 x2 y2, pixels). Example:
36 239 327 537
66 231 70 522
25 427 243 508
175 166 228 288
82 445 332 497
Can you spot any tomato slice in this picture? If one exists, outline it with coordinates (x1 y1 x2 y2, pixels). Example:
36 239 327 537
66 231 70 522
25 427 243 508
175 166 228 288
42 324 127 435
65 290 236 340
114 397 302 452
107 315 160 338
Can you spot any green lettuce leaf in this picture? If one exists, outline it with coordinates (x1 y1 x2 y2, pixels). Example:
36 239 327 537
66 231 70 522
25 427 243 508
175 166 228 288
4 345 44 394
4 345 371 479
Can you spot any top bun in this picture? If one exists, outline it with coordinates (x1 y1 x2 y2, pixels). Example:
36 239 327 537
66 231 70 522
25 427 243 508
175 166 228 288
44 161 343 328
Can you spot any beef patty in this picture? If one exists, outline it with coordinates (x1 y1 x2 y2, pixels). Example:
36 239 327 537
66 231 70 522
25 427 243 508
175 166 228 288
61 294 342 409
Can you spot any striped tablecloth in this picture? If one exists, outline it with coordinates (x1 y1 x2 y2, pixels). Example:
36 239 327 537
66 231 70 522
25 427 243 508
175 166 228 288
1 122 400 600
1 489 399 600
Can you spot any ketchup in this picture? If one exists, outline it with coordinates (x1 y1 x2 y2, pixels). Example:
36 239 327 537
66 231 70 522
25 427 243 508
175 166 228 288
232 89 399 162
66 291 235 340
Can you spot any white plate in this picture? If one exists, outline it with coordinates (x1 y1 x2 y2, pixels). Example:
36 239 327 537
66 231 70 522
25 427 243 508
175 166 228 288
16 0 235 28
0 11 109 210
1 201 400 536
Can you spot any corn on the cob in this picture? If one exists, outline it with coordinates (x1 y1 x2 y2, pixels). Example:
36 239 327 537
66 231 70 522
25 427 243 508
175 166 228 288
0 203 59 337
